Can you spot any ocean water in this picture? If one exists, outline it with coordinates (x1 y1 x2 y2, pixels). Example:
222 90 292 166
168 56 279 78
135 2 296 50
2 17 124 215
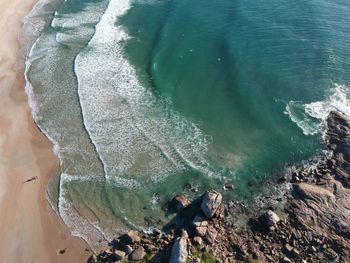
23 0 350 249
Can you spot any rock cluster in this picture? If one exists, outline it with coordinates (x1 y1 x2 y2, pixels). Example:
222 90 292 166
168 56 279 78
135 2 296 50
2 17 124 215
90 111 350 263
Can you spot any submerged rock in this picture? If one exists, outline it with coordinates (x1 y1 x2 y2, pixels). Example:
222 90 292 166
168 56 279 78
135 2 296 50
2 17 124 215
200 190 222 219
223 183 235 191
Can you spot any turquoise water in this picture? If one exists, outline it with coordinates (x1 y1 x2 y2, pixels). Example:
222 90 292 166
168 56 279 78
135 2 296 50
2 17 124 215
24 0 350 248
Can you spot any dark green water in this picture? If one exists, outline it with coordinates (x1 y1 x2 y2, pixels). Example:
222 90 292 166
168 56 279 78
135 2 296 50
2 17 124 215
24 0 350 248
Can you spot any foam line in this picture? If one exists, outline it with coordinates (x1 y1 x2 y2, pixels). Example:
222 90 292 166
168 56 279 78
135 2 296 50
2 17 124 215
74 0 215 187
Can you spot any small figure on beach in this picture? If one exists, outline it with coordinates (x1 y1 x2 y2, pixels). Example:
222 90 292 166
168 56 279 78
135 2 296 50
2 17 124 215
22 176 38 184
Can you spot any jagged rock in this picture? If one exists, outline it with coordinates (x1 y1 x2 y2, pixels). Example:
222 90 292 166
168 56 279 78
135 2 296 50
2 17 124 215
200 191 222 219
153 228 162 237
172 194 191 211
169 230 188 263
120 230 140 245
193 214 209 236
192 236 203 247
90 112 350 263
228 232 248 257
195 225 207 237
144 244 156 253
265 210 280 227
204 225 218 244
91 254 97 262
130 247 146 261
284 243 293 252
324 248 338 260
114 250 126 261
283 257 292 263
123 245 133 255
261 210 280 228
294 183 335 203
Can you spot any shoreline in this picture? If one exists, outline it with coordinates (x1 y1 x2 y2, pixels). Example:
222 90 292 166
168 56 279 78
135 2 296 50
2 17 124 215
91 111 350 262
0 0 89 262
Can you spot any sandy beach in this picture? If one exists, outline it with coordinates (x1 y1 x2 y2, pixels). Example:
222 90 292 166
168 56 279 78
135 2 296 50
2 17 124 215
0 0 89 262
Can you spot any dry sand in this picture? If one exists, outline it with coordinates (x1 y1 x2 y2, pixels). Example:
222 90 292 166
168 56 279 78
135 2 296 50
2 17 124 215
0 0 90 262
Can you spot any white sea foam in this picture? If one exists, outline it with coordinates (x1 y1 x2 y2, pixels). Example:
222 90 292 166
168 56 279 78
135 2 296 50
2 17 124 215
52 1 105 46
23 0 216 250
58 173 108 252
23 0 112 250
285 84 350 135
74 0 214 187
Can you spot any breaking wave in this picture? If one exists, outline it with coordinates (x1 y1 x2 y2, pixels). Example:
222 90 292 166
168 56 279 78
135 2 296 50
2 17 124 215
285 84 350 135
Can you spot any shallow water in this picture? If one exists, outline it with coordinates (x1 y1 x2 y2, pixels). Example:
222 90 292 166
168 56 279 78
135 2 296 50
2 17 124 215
24 0 350 248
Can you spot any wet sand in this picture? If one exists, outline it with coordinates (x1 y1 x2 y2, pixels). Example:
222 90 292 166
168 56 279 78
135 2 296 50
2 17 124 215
0 0 89 262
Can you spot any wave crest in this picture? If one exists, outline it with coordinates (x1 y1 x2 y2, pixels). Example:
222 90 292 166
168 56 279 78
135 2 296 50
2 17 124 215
285 84 350 135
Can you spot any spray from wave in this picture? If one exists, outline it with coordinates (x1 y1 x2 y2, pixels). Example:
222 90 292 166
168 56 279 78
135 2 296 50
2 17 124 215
285 84 350 135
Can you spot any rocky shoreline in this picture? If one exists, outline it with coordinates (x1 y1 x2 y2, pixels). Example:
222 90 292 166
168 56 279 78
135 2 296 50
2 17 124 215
89 111 350 263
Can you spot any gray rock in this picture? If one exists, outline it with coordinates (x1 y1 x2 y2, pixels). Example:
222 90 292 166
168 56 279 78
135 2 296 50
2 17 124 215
200 191 222 219
169 230 188 263
284 243 293 252
144 244 156 253
192 236 203 247
195 225 207 237
204 225 218 244
123 245 133 255
283 257 292 263
264 210 280 227
130 247 146 261
121 230 140 245
294 183 335 203
324 248 338 260
192 214 208 236
114 250 126 261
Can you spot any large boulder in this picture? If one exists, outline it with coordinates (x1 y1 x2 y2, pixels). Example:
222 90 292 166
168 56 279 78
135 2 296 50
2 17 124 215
200 191 222 219
169 230 188 263
263 210 280 227
120 230 140 245
172 194 191 212
114 250 126 261
130 247 146 261
123 245 133 255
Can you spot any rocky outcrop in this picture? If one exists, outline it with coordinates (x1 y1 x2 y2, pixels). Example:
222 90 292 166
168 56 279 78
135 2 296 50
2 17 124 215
169 230 188 263
120 230 140 246
326 111 350 188
200 190 222 219
89 111 350 263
